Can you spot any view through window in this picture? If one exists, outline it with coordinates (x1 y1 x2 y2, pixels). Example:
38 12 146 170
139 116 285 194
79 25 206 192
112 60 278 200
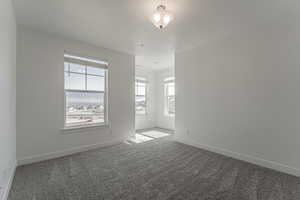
64 54 108 127
164 77 175 116
135 77 147 115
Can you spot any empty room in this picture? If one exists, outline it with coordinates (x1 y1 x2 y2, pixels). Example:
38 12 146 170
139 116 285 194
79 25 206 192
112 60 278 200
1 0 300 199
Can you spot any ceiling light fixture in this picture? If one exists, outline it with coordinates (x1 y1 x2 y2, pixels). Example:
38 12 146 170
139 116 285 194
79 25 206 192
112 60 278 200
152 1 173 29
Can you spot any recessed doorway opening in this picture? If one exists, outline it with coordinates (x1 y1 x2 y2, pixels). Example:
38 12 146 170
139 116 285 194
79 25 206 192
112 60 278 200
134 55 175 140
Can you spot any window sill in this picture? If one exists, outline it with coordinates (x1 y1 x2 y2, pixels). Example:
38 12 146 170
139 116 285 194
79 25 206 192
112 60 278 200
61 123 109 132
164 114 175 117
136 114 148 116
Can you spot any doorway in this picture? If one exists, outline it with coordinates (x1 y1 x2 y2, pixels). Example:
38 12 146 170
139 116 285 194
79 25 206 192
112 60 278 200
134 62 175 141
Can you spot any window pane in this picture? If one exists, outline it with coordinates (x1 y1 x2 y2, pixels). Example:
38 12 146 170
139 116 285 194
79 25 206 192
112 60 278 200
64 62 69 71
64 72 70 89
168 84 175 96
65 72 85 90
136 96 146 115
135 83 138 95
168 96 175 115
65 91 105 127
87 66 105 76
164 81 175 116
69 63 85 74
87 75 105 91
135 79 147 115
137 84 146 96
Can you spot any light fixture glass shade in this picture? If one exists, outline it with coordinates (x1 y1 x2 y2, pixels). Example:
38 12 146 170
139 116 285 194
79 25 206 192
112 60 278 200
152 5 173 29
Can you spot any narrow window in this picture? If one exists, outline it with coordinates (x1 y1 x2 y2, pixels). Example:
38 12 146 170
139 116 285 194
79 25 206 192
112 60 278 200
164 77 175 116
135 77 147 115
64 54 108 127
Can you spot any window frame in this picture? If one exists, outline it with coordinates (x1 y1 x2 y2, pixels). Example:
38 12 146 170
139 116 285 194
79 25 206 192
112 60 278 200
135 77 148 116
63 54 109 129
164 77 175 117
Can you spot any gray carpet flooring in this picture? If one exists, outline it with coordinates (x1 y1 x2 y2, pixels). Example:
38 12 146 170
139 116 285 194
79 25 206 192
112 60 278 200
9 137 300 200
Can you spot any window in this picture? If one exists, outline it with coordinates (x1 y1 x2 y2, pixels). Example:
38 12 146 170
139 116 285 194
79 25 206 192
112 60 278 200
164 77 175 116
64 54 108 128
135 77 147 115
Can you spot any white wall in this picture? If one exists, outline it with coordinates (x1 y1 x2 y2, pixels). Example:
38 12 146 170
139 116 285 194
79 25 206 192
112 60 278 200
17 27 135 163
0 0 16 196
175 18 300 176
155 68 175 130
135 67 156 130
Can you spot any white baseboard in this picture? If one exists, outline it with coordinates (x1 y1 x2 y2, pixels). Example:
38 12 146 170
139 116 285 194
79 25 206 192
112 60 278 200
17 139 125 166
1 161 16 200
175 137 300 177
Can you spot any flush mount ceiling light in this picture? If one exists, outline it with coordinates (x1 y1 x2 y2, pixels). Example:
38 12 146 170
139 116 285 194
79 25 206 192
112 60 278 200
151 1 173 29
